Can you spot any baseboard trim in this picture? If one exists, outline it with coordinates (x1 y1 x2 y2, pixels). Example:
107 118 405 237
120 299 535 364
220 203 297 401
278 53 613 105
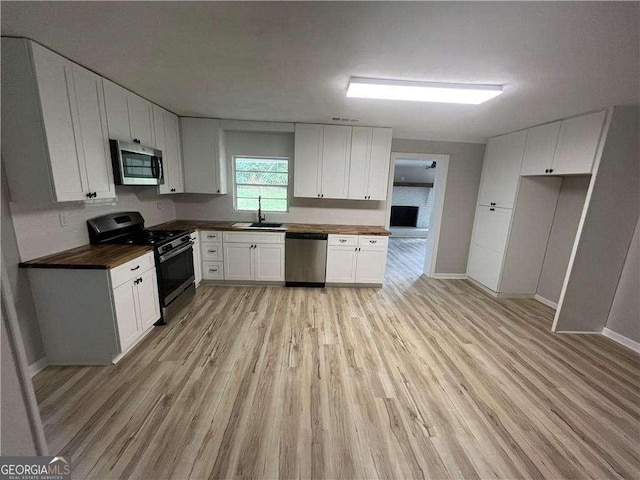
466 277 498 297
29 357 48 377
431 273 467 280
533 294 558 310
602 328 640 353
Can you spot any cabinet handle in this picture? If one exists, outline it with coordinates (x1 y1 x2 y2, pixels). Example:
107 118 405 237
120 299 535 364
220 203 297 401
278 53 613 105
130 265 140 271
209 268 218 272
369 240 377 244
545 169 549 173
321 194 324 198
133 138 141 144
217 189 220 193
139 277 143 283
339 239 347 243
549 168 554 173
171 188 176 192
208 249 217 253
490 208 495 211
86 192 93 198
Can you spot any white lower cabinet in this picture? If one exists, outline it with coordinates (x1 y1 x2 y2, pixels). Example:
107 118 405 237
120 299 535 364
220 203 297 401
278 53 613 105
222 232 285 282
467 243 504 292
26 251 160 365
326 235 388 284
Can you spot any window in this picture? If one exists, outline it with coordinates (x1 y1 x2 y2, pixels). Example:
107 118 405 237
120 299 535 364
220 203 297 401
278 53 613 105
234 156 289 212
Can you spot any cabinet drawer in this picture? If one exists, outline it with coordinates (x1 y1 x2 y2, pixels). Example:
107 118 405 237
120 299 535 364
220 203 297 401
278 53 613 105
201 243 223 261
202 261 224 280
201 231 222 242
472 206 512 253
223 231 285 244
110 252 155 288
358 236 388 248
328 234 358 246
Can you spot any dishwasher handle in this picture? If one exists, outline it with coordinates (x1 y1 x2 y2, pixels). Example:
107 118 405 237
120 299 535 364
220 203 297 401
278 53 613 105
285 232 328 240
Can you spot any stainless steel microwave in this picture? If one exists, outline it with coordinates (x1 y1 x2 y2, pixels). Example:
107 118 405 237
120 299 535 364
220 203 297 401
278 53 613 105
110 140 164 186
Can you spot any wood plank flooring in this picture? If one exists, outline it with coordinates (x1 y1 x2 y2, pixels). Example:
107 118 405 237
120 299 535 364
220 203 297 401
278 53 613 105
33 238 640 479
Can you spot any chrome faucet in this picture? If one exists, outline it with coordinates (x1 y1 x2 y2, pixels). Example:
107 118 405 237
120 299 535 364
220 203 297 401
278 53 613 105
257 195 265 224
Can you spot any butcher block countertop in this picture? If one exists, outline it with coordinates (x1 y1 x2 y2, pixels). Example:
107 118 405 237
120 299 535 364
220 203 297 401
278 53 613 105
20 244 154 270
150 220 392 236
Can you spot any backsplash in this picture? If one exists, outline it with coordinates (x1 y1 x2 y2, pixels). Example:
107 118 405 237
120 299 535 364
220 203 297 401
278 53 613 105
10 186 176 261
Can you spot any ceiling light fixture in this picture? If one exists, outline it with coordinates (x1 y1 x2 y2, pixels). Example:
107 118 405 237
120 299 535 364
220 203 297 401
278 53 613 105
346 77 503 104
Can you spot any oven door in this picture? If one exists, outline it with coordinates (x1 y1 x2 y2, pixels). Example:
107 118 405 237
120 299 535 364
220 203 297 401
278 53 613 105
111 140 164 186
157 242 195 306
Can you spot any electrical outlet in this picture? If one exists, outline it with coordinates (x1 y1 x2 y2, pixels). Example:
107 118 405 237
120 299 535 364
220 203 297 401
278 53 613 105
59 213 68 228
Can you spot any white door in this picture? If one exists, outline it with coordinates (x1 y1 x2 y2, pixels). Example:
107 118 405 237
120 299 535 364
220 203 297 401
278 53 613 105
355 248 387 283
113 280 140 352
348 127 371 199
223 243 253 280
254 244 285 281
103 79 132 142
326 245 357 283
31 43 87 201
477 130 527 209
136 269 161 331
181 118 219 194
294 123 322 198
366 128 393 200
71 64 115 199
520 121 561 176
472 206 513 253
552 110 606 175
467 243 504 292
127 94 154 146
321 125 351 199
163 112 184 193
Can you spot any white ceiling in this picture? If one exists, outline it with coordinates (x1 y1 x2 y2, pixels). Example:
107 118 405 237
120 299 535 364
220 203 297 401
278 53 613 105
2 2 638 143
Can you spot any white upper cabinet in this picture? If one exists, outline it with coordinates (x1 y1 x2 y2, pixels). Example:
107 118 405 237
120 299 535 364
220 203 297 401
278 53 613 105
1 39 114 203
103 78 154 146
154 106 184 194
477 130 527 209
180 117 227 194
321 125 352 199
295 124 392 200
552 110 606 175
294 123 323 198
520 121 561 176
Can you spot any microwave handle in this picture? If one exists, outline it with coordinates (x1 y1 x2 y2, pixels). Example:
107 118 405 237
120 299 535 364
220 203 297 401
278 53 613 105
152 156 163 181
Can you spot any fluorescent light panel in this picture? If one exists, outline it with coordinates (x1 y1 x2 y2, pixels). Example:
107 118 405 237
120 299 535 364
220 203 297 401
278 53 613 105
347 77 503 104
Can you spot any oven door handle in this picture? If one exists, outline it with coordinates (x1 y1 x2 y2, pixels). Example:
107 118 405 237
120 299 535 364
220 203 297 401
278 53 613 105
159 241 194 263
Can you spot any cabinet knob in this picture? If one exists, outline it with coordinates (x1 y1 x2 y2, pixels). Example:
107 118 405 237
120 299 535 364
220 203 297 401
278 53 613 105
217 189 220 193
549 168 554 173
171 188 176 192
86 192 92 198
133 138 141 144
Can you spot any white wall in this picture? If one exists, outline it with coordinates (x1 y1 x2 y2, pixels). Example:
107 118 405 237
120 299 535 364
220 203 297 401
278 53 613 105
536 176 590 304
605 215 640 343
391 187 433 228
10 187 176 261
174 130 389 225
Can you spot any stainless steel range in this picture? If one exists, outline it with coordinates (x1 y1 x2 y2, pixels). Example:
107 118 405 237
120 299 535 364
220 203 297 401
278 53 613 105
87 212 195 323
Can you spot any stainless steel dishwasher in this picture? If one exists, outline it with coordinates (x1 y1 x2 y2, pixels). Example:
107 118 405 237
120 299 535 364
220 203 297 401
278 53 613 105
285 232 328 287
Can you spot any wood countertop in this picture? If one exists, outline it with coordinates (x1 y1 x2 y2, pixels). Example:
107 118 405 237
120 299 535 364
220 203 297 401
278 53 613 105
20 244 154 270
150 220 392 236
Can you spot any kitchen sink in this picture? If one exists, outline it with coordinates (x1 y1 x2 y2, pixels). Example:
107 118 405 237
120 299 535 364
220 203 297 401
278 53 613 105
249 222 284 228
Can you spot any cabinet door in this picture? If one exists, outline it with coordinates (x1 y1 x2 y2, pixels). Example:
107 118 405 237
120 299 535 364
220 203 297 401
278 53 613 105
164 112 184 193
520 121 561 176
477 130 527 209
127 94 154 146
71 64 115 199
31 43 88 201
103 79 132 142
472 206 513 253
191 235 202 285
366 128 393 200
552 110 606 175
136 269 161 331
467 243 504 292
355 247 387 284
321 125 351 199
153 105 166 156
113 280 140 352
294 123 322 198
326 245 357 283
348 127 371 199
254 244 285 281
181 118 221 194
223 243 253 280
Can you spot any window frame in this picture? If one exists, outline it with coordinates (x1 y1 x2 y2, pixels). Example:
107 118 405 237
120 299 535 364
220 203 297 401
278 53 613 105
233 155 290 213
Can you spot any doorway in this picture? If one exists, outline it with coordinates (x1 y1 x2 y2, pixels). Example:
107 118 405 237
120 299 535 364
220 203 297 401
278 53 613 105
385 153 449 278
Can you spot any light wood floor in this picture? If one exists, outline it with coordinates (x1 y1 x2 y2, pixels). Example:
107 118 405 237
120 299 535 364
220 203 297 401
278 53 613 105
33 238 639 479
